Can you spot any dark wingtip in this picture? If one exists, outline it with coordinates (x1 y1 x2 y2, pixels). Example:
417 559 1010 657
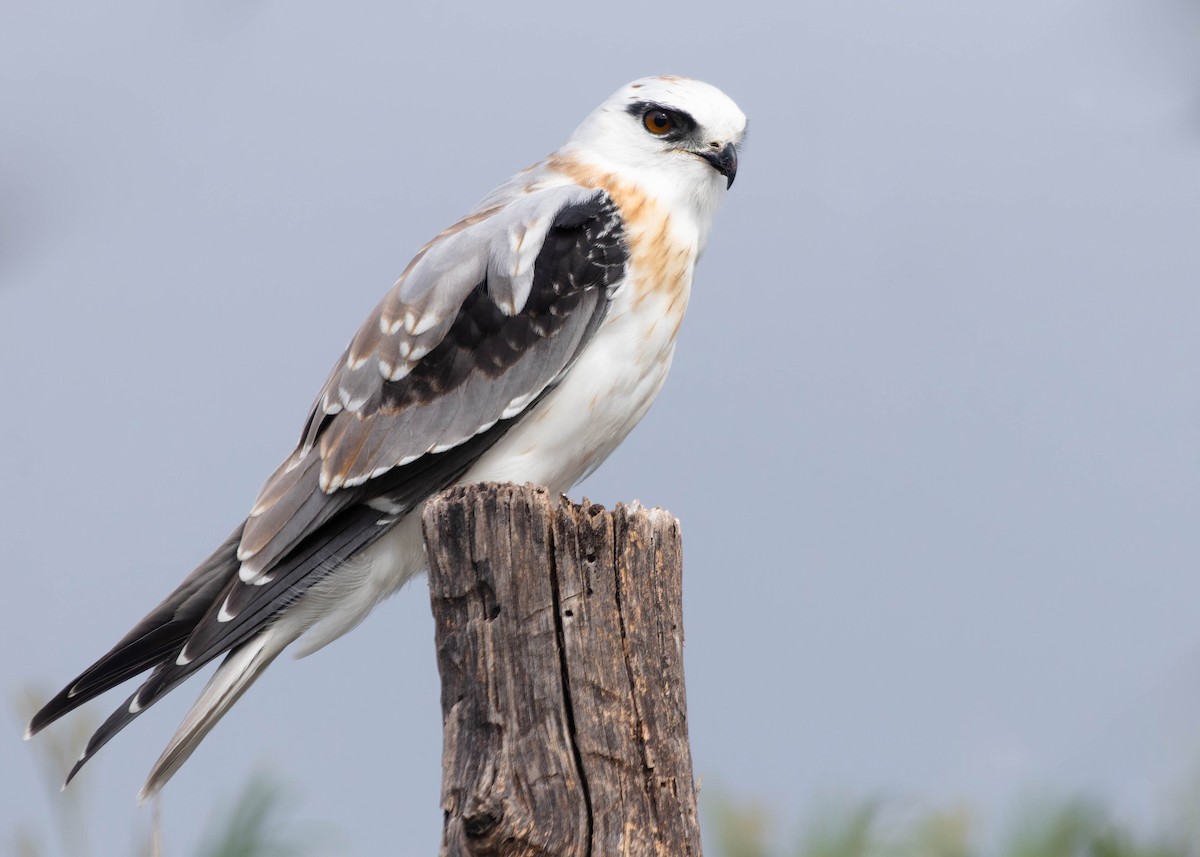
26 687 74 740
63 753 89 790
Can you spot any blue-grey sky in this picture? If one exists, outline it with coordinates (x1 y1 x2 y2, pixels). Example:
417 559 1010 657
3 1 1199 853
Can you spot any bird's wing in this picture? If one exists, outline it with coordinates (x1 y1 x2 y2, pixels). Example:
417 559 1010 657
29 184 628 778
235 183 626 581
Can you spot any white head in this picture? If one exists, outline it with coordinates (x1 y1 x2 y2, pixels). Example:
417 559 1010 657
561 76 747 228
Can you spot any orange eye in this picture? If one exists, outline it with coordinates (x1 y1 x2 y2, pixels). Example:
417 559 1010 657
643 109 674 135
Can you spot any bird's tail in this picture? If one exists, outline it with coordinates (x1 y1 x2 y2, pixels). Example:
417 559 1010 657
137 628 284 803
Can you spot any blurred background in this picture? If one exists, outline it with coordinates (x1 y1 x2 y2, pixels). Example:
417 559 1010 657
2 0 1199 854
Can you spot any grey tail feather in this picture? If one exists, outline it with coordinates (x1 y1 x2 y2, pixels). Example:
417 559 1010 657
28 525 244 740
52 504 398 787
61 687 141 788
139 633 281 802
62 655 207 789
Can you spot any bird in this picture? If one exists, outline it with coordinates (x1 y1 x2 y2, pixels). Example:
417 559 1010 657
26 75 746 801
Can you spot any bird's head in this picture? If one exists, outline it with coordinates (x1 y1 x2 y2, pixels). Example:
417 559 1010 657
561 76 746 224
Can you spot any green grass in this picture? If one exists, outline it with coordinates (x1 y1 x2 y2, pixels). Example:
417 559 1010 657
708 791 1199 857
9 687 332 857
13 685 1200 856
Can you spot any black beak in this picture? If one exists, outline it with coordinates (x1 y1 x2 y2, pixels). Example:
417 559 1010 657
698 142 738 188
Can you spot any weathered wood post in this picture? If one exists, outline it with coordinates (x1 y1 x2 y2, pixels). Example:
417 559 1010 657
422 482 701 857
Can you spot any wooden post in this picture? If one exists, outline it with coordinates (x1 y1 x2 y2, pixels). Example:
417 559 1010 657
422 483 701 857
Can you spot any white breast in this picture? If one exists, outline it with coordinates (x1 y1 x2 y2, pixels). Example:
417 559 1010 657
464 279 690 491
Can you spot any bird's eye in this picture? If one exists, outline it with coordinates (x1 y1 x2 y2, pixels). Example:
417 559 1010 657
643 109 674 136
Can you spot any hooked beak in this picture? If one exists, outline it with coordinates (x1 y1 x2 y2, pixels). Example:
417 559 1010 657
697 142 738 189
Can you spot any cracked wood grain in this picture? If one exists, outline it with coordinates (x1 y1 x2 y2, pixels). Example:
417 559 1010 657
423 483 700 857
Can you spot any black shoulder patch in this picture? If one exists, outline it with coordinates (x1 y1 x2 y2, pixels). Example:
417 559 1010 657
372 192 626 410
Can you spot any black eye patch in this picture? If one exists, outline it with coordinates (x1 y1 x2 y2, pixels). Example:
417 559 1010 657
625 100 698 142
